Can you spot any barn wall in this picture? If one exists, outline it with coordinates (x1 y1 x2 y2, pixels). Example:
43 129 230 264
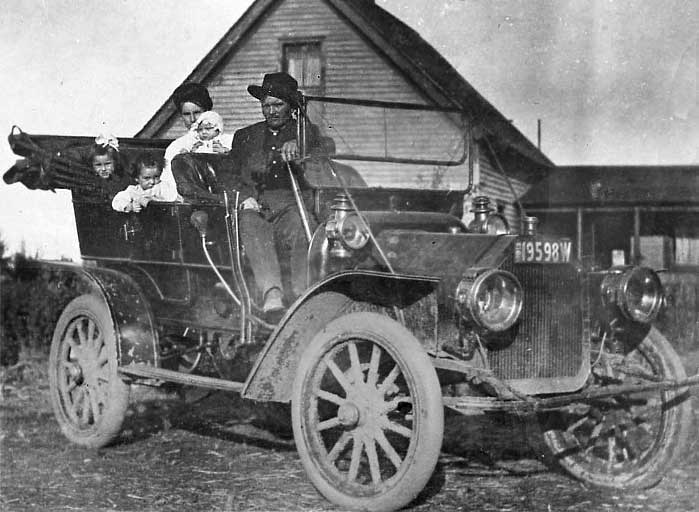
156 0 531 217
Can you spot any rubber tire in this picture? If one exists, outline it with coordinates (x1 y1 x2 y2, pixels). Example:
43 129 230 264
542 326 693 489
292 312 444 512
49 294 130 448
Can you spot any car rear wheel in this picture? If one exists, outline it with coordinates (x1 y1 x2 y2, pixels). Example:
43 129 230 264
49 294 130 448
292 312 444 512
540 326 693 489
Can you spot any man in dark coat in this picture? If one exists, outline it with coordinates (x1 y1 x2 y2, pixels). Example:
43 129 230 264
229 72 323 313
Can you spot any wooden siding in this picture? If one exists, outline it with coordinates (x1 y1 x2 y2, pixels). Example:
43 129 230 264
476 147 530 232
155 0 529 212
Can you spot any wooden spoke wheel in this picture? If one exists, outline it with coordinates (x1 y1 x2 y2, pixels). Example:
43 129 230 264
49 295 130 448
541 326 693 489
292 312 443 512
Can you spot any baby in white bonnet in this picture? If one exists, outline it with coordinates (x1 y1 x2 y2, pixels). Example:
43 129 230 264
190 111 230 153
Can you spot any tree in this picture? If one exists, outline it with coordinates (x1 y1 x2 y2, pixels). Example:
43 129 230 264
1 238 81 365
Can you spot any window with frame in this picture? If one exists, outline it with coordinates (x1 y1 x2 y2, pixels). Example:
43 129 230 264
283 42 323 96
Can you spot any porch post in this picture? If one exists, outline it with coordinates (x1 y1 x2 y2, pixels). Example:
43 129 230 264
633 206 641 264
576 207 583 261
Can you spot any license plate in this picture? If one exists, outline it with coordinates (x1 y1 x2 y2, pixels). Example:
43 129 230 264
515 238 572 264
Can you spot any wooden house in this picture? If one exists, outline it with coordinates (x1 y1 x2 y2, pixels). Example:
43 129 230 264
136 0 552 229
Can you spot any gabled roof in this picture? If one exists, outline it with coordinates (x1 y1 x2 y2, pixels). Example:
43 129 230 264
521 165 699 208
136 0 553 168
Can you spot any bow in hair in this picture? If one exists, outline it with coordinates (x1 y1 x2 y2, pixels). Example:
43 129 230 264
95 133 119 151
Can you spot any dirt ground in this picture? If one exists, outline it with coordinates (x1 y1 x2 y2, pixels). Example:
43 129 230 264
1 357 698 512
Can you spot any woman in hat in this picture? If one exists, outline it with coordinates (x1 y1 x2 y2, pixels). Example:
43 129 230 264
162 82 233 200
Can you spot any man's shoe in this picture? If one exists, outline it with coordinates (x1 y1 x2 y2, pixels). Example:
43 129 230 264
262 287 285 314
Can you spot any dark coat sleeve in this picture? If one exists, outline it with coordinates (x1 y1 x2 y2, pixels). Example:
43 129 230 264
171 153 221 202
224 120 324 198
221 126 260 200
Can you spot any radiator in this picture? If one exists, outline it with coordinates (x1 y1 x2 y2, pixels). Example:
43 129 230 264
488 257 589 393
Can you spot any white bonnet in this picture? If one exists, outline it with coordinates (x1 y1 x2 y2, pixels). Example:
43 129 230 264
194 110 224 133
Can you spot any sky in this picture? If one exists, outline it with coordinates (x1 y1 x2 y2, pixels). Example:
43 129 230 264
0 0 697 260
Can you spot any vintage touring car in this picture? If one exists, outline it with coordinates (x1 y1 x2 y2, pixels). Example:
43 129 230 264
5 95 697 512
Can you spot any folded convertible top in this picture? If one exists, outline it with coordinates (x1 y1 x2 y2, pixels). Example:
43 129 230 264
4 126 172 192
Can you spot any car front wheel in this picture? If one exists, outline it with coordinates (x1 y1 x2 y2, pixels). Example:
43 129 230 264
540 326 693 489
292 312 444 512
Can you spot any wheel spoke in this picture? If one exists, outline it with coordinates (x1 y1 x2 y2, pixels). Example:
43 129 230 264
365 437 382 485
375 429 404 469
77 318 87 346
347 435 364 483
367 344 381 387
86 319 96 350
70 387 85 423
318 416 342 432
80 388 91 424
327 430 353 464
590 422 604 441
67 387 83 421
316 389 345 406
382 418 413 439
566 415 590 435
87 385 101 422
618 432 631 461
347 341 364 385
94 336 108 370
92 331 105 356
378 364 400 395
65 326 81 356
382 395 412 414
325 357 352 394
606 435 616 471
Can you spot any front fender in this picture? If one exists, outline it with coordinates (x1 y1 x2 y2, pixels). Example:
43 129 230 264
242 270 438 402
43 261 159 366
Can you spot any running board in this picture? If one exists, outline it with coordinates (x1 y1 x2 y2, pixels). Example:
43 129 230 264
119 364 244 393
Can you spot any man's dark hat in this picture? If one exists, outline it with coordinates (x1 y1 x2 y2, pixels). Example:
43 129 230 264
171 82 213 111
247 72 300 106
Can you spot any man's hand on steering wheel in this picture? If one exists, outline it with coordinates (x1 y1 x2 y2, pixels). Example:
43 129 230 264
280 140 299 162
240 196 261 212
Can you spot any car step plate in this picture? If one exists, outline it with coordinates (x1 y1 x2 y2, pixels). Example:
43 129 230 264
119 364 244 393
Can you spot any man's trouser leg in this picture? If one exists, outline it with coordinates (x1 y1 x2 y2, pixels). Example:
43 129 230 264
238 211 283 300
272 204 316 298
